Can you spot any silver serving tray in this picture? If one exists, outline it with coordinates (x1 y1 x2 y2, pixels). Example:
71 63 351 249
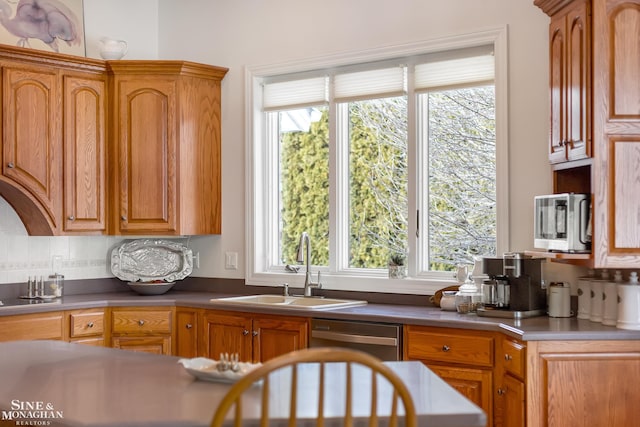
110 239 193 283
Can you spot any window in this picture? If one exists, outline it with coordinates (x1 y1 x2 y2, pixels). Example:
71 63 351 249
247 28 508 294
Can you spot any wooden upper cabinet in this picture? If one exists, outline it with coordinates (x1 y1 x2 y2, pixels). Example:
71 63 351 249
2 63 62 230
62 72 107 234
108 62 228 235
592 0 640 266
544 0 592 163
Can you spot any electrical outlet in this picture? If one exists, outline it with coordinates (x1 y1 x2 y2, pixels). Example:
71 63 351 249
225 252 238 270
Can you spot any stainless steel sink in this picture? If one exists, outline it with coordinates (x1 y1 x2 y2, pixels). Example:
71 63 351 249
211 294 367 310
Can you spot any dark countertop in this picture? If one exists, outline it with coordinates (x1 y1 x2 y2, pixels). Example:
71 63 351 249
1 289 639 341
0 340 486 427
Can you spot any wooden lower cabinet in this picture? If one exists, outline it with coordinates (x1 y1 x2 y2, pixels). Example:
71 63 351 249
65 308 105 346
175 307 201 358
404 325 495 427
526 340 640 427
495 336 526 427
200 310 309 363
0 311 64 342
109 306 174 355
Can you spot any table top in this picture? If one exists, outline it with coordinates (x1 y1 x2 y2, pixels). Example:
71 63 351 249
0 341 485 427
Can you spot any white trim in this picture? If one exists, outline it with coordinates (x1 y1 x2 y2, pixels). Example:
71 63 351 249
245 26 509 295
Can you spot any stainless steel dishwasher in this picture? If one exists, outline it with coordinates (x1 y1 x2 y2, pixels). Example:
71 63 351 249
309 318 402 361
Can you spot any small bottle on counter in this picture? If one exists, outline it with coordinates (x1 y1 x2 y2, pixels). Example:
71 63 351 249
617 271 640 330
602 270 623 326
577 269 595 319
589 269 609 322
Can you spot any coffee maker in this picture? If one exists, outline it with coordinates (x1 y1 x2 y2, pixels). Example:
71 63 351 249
476 252 547 319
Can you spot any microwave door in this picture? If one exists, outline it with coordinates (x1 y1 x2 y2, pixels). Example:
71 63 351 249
555 202 567 238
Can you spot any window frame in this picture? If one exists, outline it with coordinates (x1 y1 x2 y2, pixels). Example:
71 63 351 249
245 27 509 295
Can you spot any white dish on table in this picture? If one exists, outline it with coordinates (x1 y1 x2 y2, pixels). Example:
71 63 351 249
177 357 262 384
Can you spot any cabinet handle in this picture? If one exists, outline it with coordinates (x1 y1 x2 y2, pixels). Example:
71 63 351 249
242 329 249 336
68 215 75 221
504 354 512 361
442 345 450 352
252 330 259 337
121 215 127 221
7 162 14 168
185 323 193 329
138 320 145 326
87 322 94 328
497 388 505 396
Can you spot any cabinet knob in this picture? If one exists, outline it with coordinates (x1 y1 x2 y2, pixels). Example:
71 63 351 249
138 319 145 326
7 162 14 168
504 354 512 361
442 345 450 352
497 388 505 396
87 322 94 328
121 215 127 221
68 215 75 221
185 323 193 329
252 330 259 337
242 329 249 336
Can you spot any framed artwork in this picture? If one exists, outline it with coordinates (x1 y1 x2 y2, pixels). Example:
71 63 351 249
0 0 85 56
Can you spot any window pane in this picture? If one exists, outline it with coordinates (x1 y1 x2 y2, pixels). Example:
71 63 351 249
347 97 408 268
278 107 329 266
425 86 496 271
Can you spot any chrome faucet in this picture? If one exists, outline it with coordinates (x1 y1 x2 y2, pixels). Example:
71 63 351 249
296 231 321 297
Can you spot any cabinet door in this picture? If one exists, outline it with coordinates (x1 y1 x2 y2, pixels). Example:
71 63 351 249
495 374 525 427
62 73 107 233
2 65 61 227
201 311 252 362
565 0 591 161
113 77 178 234
527 340 640 427
112 336 171 355
175 308 199 358
593 0 640 265
427 364 492 427
252 316 308 363
549 11 568 163
0 311 64 342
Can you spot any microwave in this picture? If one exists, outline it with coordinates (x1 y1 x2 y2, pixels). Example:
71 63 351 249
534 193 591 253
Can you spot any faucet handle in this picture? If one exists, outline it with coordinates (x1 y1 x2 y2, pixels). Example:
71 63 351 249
316 271 322 288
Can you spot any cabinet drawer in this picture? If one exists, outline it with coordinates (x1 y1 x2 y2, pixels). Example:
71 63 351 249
406 327 494 367
0 312 64 341
69 311 104 338
502 338 526 379
111 309 172 334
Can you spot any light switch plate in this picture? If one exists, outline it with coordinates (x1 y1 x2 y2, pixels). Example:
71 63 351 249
225 252 238 270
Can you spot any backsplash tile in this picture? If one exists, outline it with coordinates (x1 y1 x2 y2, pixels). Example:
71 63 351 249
0 197 117 285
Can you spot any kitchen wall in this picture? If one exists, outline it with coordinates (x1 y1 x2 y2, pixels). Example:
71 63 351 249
0 0 583 287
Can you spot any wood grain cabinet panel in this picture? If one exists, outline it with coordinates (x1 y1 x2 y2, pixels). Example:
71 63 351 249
201 310 309 364
110 307 174 355
2 63 62 231
526 340 640 427
175 307 200 358
62 72 107 234
108 62 228 235
404 325 495 427
0 311 64 342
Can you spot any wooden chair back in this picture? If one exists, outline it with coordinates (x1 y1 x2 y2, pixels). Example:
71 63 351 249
210 347 417 427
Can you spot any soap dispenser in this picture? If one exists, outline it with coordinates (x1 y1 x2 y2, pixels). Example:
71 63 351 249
617 271 640 330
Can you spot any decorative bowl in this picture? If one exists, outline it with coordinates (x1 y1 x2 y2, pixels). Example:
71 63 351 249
127 281 175 295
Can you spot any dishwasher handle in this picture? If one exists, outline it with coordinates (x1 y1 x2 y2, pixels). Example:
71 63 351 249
311 329 398 347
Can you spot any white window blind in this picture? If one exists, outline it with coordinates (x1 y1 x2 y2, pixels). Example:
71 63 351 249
263 77 328 110
415 54 494 90
334 66 406 102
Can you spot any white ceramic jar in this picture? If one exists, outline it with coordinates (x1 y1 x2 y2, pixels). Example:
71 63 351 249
602 270 622 326
617 271 640 330
577 270 595 319
589 270 609 322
